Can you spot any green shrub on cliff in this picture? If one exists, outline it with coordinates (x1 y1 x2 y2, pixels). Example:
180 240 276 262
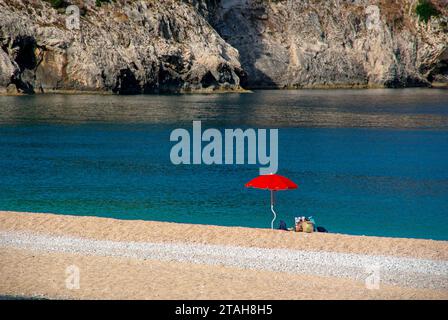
95 0 111 7
46 0 64 9
415 0 440 23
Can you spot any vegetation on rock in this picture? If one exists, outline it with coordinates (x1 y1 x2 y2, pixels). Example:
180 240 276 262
415 0 440 23
46 0 65 8
95 0 111 7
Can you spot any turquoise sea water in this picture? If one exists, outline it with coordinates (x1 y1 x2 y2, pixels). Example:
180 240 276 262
0 89 447 240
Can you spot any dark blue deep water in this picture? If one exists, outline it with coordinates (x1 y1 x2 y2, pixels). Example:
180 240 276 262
0 89 447 240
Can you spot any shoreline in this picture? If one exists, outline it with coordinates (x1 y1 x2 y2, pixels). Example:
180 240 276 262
1 85 447 96
1 211 447 299
0 87 252 96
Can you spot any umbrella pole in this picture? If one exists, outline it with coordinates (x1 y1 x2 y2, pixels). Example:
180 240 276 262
270 190 277 230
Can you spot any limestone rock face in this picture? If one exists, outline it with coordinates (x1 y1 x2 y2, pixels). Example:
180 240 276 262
0 0 447 94
0 47 19 94
0 0 244 94
211 0 448 88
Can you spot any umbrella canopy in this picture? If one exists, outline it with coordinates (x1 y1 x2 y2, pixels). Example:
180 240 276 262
245 174 298 191
245 174 298 229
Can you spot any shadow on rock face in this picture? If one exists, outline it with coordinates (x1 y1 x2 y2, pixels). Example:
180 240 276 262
426 49 448 86
211 4 277 89
9 35 38 94
201 70 219 88
13 36 37 71
113 68 141 95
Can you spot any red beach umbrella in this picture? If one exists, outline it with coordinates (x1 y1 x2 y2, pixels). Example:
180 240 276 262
245 174 298 229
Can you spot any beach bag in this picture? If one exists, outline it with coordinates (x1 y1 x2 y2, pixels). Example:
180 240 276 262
278 220 287 231
317 226 328 233
302 221 314 233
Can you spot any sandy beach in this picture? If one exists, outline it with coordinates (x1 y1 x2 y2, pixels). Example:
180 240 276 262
0 211 447 300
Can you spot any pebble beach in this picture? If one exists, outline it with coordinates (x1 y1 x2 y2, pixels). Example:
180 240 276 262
0 211 447 300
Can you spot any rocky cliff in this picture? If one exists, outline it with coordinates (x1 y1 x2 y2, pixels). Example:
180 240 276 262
0 0 447 94
0 0 245 94
211 0 448 88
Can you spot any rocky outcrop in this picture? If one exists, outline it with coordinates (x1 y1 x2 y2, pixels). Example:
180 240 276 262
0 0 244 94
211 0 448 88
0 0 447 94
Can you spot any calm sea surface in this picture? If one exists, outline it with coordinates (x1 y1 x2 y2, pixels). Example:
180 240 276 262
0 89 447 240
